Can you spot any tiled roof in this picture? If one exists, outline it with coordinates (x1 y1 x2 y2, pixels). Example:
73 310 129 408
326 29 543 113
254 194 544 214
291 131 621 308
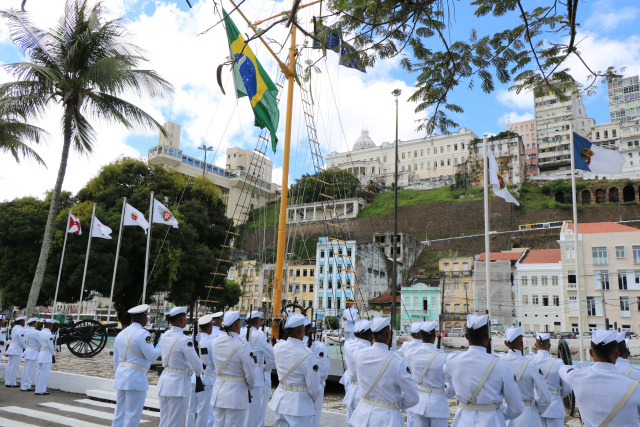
568 222 639 234
476 252 523 262
369 295 401 304
520 249 561 264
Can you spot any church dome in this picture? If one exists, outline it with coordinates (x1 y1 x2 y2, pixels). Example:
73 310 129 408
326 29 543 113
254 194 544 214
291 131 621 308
353 130 376 150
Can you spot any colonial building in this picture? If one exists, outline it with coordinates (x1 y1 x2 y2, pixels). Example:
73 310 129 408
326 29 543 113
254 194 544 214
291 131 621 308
284 260 316 317
507 119 539 177
439 256 474 331
400 281 440 332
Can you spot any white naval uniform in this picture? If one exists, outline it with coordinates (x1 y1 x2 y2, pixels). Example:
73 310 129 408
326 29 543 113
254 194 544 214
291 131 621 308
342 308 359 340
399 337 423 427
157 326 203 427
406 343 455 427
5 324 26 386
310 339 330 427
560 361 640 427
34 328 56 394
531 350 571 427
343 338 371 422
259 335 276 427
269 336 322 426
210 331 256 427
348 342 419 427
616 357 640 382
20 326 40 390
503 349 552 427
444 346 524 427
339 336 359 392
243 326 274 427
112 322 162 427
185 331 217 427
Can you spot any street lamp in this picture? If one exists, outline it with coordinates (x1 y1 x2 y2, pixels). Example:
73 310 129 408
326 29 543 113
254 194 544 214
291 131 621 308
198 144 214 178
391 88 401 331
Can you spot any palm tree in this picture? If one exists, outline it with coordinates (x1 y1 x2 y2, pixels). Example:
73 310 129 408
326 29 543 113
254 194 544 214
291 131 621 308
0 97 46 166
1 0 173 315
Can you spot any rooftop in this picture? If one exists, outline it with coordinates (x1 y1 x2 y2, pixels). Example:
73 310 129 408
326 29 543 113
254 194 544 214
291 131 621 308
476 252 523 262
520 249 561 264
567 222 639 234
369 295 401 304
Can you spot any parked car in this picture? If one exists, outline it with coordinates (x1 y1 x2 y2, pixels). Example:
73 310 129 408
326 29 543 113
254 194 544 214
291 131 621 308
559 332 576 339
582 331 592 338
523 331 536 338
449 328 465 337
625 331 638 339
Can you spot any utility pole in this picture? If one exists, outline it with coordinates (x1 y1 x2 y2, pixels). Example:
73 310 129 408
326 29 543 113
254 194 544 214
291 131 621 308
391 88 401 331
600 274 609 330
465 283 469 314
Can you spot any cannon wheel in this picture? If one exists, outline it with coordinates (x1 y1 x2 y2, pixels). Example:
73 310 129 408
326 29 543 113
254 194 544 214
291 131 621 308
558 338 576 417
65 319 108 358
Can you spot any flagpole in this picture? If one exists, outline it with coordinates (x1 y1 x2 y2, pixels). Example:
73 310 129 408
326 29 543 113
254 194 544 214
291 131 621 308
52 209 72 320
143 192 154 303
570 126 585 362
482 134 492 350
78 203 96 321
108 198 126 322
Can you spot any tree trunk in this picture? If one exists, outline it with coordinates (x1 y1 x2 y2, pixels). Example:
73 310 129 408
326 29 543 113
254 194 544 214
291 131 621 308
25 105 73 316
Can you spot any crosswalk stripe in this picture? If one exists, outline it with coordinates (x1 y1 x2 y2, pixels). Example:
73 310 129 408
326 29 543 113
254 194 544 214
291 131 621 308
75 399 160 418
39 402 148 423
0 416 40 427
0 406 107 427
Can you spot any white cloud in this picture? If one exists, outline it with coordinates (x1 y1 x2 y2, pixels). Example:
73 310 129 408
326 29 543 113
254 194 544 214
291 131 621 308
584 1 639 33
496 89 533 111
497 111 534 128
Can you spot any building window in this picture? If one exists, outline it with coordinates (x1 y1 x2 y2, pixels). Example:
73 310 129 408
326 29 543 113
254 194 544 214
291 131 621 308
616 246 626 258
320 250 325 258
636 296 640 311
613 129 617 137
552 276 559 286
296 269 301 277
592 247 608 265
309 285 314 292
541 276 548 286
621 296 630 312
289 269 293 277
310 269 315 277
633 246 640 264
288 285 293 292
532 295 539 305
521 277 528 287
542 295 549 306
523 295 528 305
423 299 429 311
619 271 629 290
402 153 405 159
594 270 610 290
531 276 538 286
329 249 333 258
319 265 324 274
553 296 560 306
347 248 352 257
566 247 575 259
414 150 418 157
568 270 576 286
587 297 597 316
303 269 308 277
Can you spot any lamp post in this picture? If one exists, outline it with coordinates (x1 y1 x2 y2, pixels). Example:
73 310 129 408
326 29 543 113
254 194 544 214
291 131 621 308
391 88 401 331
198 144 214 178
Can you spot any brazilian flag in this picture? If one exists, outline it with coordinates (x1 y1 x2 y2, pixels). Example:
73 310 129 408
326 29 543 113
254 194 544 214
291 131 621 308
224 9 280 152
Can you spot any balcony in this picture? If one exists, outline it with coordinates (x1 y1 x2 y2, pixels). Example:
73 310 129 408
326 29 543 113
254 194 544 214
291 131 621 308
622 310 631 318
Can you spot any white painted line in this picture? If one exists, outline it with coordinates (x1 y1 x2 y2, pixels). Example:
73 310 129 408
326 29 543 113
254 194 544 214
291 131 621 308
39 402 148 423
0 406 107 427
0 416 40 427
75 399 160 418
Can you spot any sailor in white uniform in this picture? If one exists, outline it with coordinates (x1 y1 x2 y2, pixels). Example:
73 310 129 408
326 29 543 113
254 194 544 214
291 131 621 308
348 316 419 427
531 332 571 427
444 314 523 426
343 320 373 423
5 315 26 387
20 317 40 391
615 332 640 382
112 304 162 427
34 319 56 395
269 312 322 426
242 310 274 427
259 329 276 427
340 319 362 393
185 313 218 427
406 321 455 427
342 300 359 341
560 330 640 426
502 327 552 427
210 310 256 427
157 306 203 427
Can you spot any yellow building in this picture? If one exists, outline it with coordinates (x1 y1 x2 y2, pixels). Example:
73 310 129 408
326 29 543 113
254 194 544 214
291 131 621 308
285 260 316 319
439 256 474 330
234 260 267 314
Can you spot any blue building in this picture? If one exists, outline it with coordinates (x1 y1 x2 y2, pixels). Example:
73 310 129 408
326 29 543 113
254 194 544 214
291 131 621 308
314 237 357 320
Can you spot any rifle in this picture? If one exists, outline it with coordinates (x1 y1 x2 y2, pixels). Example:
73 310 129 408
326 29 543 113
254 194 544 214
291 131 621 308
246 305 253 404
192 321 205 393
306 308 313 348
153 329 162 347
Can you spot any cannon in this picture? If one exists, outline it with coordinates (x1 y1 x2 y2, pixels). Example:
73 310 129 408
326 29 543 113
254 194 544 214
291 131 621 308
557 338 576 417
56 319 116 358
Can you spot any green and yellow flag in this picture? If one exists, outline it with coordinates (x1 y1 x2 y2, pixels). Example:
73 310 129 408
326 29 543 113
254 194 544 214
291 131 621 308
223 9 279 152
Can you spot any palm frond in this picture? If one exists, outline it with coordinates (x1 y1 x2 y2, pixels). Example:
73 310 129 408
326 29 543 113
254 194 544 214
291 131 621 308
84 91 165 135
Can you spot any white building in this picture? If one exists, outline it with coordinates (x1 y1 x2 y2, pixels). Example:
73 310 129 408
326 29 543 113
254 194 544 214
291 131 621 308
515 249 564 333
287 198 366 224
466 133 526 186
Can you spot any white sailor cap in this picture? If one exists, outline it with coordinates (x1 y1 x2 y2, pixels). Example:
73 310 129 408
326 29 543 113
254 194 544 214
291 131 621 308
285 312 306 329
14 316 26 322
505 327 523 342
168 306 187 317
211 312 224 319
410 322 421 334
128 304 149 315
592 330 617 345
360 320 372 332
420 321 436 333
222 311 239 327
44 319 58 324
625 339 630 349
466 314 488 330
304 317 312 327
616 332 626 343
536 332 550 341
27 317 39 324
198 314 214 326
371 316 390 333
248 311 263 320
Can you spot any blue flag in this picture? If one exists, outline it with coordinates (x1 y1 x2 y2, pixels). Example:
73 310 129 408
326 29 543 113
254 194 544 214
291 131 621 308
573 132 625 174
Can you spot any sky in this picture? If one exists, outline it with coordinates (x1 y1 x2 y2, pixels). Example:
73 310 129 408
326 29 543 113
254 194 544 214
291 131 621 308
2 0 640 201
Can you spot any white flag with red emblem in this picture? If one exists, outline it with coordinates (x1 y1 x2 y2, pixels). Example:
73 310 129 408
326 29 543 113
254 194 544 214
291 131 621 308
123 203 149 233
152 199 179 228
91 217 113 239
68 214 82 235
488 148 519 206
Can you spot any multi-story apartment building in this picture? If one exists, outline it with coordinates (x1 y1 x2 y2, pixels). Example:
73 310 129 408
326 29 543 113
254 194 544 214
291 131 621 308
314 237 357 319
233 260 267 314
467 133 526 186
514 249 564 333
326 128 477 187
608 76 640 124
534 82 595 173
285 260 316 317
400 280 440 332
507 119 539 176
558 222 640 333
148 122 280 223
439 256 473 331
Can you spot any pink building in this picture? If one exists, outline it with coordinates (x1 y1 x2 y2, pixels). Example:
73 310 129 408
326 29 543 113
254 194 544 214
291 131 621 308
507 119 538 176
